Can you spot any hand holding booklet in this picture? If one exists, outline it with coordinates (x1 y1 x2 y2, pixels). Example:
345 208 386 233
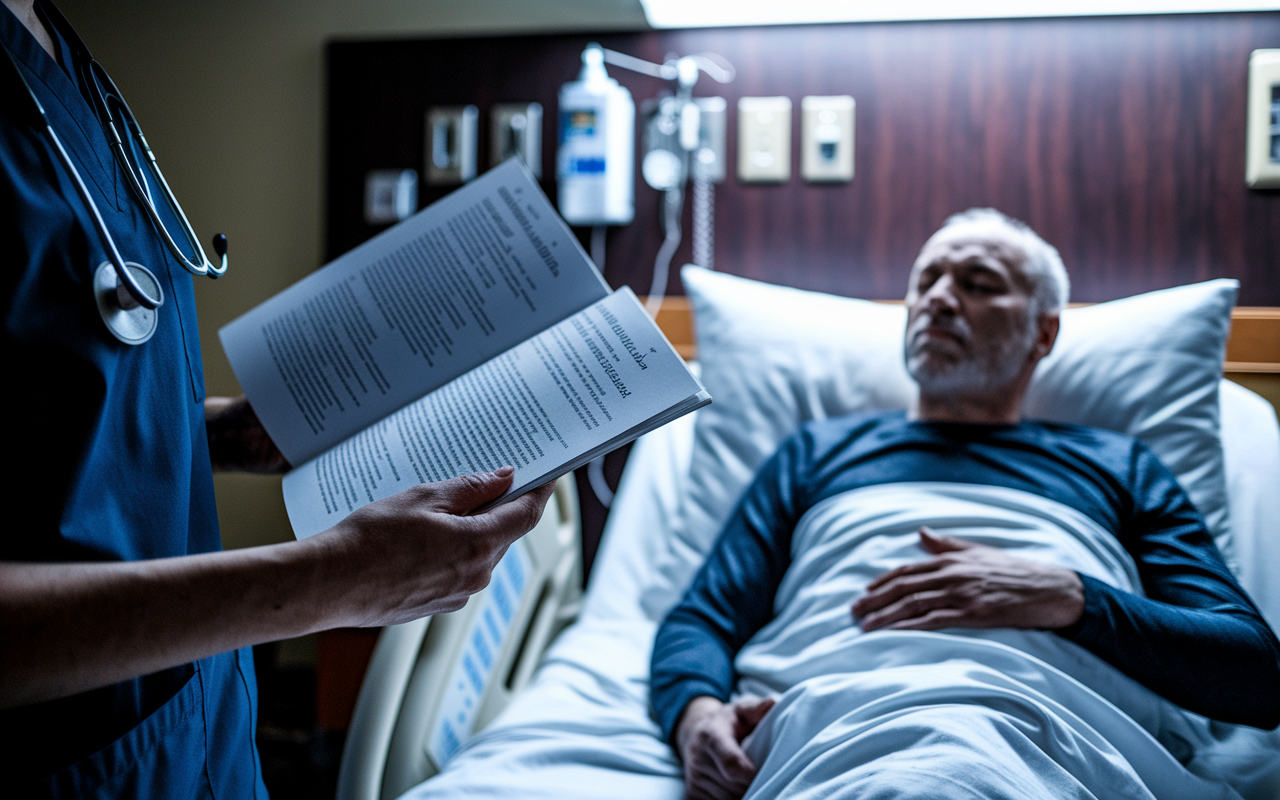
220 160 709 539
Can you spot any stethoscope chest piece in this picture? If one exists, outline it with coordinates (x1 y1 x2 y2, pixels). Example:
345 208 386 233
94 260 163 345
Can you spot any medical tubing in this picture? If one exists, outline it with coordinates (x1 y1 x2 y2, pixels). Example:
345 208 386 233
691 176 713 270
590 225 607 273
646 187 683 318
601 47 671 79
587 456 615 508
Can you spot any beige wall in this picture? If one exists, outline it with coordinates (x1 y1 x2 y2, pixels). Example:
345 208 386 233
55 0 646 549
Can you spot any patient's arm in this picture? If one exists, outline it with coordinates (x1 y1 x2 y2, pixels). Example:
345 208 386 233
650 430 816 744
1057 446 1280 729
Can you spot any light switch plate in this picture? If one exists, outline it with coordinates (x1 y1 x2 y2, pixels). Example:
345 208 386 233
738 97 791 183
426 105 478 185
491 103 542 177
801 95 855 183
1245 49 1280 189
364 169 418 225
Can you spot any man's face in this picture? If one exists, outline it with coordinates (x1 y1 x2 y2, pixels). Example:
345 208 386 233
903 224 1039 396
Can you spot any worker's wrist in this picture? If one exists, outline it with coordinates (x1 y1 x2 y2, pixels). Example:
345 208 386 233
205 396 289 474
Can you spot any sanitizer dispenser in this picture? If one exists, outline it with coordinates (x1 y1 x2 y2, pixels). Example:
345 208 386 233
556 44 635 226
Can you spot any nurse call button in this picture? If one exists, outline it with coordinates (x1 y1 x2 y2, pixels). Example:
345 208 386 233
94 261 161 345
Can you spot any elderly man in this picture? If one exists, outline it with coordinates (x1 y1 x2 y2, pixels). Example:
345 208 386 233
650 209 1280 800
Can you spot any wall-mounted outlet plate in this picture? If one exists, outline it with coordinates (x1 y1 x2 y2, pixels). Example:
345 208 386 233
738 96 791 183
492 103 542 177
426 105 478 185
1246 49 1280 189
801 95 854 183
694 97 728 183
364 169 418 225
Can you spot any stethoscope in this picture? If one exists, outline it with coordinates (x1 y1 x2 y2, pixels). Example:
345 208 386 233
2 17 227 345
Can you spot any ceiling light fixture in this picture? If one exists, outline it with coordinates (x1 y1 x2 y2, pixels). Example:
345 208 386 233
638 0 1279 29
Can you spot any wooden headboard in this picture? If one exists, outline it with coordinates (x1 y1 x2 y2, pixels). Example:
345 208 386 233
650 298 1280 374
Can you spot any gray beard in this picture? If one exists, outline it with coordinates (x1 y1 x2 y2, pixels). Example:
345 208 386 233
905 316 1036 397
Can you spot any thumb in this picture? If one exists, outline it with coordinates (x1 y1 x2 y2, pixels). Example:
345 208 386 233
415 468 516 515
733 697 776 738
918 526 971 553
464 481 554 544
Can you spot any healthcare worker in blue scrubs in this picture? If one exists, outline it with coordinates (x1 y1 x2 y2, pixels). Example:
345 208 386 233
0 1 555 796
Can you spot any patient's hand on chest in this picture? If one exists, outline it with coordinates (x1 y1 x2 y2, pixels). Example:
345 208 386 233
852 527 1085 633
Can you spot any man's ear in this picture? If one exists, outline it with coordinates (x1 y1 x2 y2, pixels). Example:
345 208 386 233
1033 313 1060 361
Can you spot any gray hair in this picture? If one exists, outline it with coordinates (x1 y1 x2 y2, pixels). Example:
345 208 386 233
934 208 1070 316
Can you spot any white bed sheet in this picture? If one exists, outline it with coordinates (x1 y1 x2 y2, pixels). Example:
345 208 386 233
402 382 1280 800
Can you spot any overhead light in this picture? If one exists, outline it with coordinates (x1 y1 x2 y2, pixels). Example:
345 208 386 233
638 0 1279 29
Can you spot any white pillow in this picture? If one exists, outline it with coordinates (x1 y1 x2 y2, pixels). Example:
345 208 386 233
640 266 1237 618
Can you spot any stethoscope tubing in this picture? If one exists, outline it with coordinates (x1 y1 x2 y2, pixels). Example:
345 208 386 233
91 61 226 280
3 2 229 316
3 43 163 310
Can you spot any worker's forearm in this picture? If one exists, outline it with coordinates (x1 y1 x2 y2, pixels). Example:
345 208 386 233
0 471 551 711
0 536 343 709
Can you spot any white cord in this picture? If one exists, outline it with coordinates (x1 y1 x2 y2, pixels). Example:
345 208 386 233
646 187 683 318
691 176 713 270
586 455 614 508
590 225 607 273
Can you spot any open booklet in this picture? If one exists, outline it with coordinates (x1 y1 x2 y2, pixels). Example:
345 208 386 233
220 159 709 539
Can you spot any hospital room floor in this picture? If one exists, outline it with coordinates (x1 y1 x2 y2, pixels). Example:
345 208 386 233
254 642 344 799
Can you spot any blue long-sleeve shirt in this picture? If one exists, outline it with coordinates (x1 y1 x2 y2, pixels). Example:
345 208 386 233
650 413 1280 741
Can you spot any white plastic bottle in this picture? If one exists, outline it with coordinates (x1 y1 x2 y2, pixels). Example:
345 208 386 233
557 44 635 226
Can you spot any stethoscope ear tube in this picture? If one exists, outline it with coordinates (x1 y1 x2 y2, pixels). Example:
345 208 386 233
4 44 161 308
5 42 166 345
89 60 226 280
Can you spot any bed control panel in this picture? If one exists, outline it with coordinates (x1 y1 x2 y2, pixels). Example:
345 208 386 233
364 478 582 800
426 542 531 766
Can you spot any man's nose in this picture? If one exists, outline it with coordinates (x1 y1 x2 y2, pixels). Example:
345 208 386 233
922 273 960 314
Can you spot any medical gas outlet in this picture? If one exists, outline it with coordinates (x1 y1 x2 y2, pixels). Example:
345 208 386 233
801 95 854 183
557 44 636 226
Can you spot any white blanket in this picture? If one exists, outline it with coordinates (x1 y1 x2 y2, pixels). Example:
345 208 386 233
404 482 1279 800
735 483 1248 799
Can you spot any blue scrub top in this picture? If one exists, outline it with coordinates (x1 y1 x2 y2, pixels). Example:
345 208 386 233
0 4 267 797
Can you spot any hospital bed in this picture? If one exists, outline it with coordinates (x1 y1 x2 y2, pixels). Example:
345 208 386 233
338 275 1280 800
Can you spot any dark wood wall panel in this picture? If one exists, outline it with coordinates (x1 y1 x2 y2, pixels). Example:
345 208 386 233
327 12 1280 306
326 13 1278 580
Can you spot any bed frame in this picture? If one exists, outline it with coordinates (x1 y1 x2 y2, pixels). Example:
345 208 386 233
336 477 583 800
335 302 1279 800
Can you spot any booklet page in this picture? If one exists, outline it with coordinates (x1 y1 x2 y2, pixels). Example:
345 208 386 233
283 288 707 539
220 159 610 465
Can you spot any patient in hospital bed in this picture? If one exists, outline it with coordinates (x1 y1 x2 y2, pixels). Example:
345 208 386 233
649 209 1280 800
